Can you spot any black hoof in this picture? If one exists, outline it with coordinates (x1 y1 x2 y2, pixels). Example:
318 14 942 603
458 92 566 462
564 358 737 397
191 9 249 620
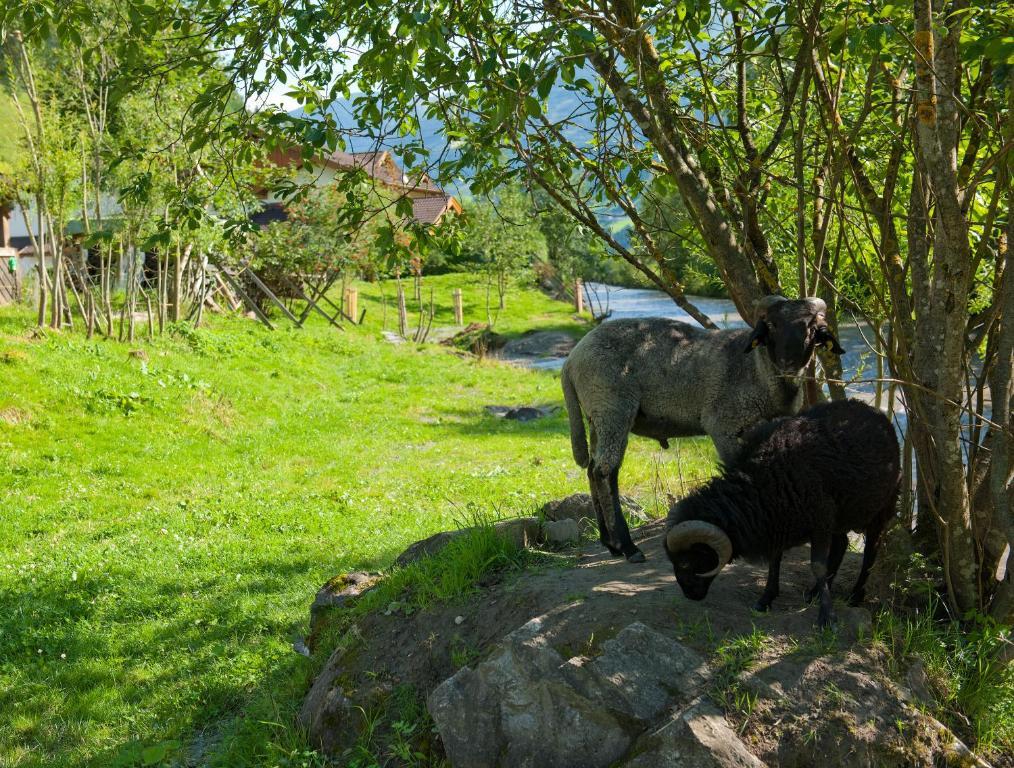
816 611 837 629
752 600 772 613
625 549 646 563
847 592 864 607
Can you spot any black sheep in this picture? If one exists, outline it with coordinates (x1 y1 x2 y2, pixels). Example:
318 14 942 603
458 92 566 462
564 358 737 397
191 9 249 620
663 399 900 627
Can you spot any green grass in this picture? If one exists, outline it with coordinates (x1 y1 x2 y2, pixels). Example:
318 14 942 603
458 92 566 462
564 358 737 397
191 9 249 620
871 602 1013 759
351 272 590 338
0 275 716 767
710 626 767 724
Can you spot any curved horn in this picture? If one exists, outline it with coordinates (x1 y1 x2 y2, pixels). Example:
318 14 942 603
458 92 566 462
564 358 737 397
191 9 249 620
754 294 787 320
665 521 733 577
803 297 827 318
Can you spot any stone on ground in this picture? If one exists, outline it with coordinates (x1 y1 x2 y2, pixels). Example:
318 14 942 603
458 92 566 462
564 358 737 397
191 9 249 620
395 529 467 567
308 571 378 640
428 619 741 768
541 493 648 530
626 699 765 768
492 516 541 549
499 330 577 359
543 518 580 545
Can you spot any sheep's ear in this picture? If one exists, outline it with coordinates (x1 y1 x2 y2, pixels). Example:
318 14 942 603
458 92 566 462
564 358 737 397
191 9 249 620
744 321 769 353
814 326 845 355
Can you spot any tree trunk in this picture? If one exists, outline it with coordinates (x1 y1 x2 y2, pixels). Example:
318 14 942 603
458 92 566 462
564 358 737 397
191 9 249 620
906 0 980 615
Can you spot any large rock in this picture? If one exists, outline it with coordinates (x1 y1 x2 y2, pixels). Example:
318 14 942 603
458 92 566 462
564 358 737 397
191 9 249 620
541 493 649 531
394 530 467 567
303 522 975 768
428 620 728 768
428 615 631 768
492 516 541 549
300 680 393 755
626 699 766 768
566 622 710 722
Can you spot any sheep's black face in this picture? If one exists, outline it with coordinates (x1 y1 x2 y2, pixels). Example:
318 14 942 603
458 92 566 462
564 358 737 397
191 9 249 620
665 542 719 601
749 301 842 374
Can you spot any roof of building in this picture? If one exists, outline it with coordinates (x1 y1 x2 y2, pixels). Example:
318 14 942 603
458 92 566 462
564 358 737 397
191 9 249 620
327 150 444 194
261 146 459 228
412 195 461 225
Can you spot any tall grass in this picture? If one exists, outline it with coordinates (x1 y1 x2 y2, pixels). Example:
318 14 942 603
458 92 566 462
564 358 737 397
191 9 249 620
872 601 1013 758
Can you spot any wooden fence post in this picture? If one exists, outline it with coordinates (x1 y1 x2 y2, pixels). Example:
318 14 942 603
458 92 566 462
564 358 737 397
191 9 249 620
397 282 408 337
345 286 358 323
452 288 463 325
575 278 584 313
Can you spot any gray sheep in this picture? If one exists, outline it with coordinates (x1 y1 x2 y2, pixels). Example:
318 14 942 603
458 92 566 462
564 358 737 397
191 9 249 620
663 399 900 627
561 295 843 562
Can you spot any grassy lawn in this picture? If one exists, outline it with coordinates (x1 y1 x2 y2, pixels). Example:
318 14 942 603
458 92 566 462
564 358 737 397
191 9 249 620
351 271 586 338
0 274 716 768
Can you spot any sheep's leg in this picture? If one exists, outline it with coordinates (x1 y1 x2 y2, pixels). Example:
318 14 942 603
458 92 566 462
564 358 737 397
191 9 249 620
587 461 623 557
607 467 644 563
805 533 848 603
754 551 782 612
809 535 835 628
848 523 884 606
826 534 849 588
589 414 643 563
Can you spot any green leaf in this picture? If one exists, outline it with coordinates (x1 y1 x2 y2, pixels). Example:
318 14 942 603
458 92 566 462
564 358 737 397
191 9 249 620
828 21 847 52
537 69 557 99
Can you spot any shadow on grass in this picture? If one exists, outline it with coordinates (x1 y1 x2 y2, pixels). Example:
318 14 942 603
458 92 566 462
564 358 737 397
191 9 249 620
0 542 420 768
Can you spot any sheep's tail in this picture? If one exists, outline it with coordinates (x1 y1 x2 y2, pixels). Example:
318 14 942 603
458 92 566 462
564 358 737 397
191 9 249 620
561 366 590 468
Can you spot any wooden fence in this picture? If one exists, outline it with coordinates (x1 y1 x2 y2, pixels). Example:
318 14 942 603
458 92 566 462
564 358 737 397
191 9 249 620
0 269 19 305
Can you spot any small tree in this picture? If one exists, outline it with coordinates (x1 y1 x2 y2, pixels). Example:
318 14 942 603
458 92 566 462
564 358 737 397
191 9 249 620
458 188 546 325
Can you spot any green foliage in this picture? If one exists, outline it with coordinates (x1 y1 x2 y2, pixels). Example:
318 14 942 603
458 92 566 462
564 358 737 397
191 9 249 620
872 604 1014 759
454 188 546 274
638 181 726 297
531 188 649 290
340 518 533 629
710 626 768 718
450 188 547 323
0 91 24 184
